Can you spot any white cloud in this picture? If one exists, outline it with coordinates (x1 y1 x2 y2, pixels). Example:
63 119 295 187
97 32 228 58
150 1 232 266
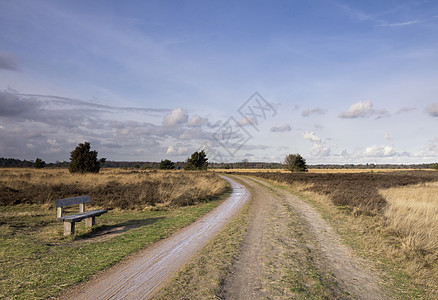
378 20 420 27
302 131 331 156
166 145 189 155
163 108 188 127
426 102 438 117
301 107 325 117
384 133 393 143
188 115 208 127
178 127 207 140
270 124 292 132
397 106 416 114
302 131 321 143
363 145 394 157
414 137 438 157
338 100 373 118
238 116 255 126
338 100 389 119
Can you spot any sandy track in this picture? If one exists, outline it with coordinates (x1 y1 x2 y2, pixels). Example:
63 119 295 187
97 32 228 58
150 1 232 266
63 176 249 300
223 176 386 299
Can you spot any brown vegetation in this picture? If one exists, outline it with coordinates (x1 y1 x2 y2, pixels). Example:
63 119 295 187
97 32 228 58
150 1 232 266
0 168 229 209
246 170 438 298
247 171 438 215
380 181 438 254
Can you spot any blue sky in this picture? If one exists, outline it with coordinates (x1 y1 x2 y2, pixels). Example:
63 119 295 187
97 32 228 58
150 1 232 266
0 0 437 164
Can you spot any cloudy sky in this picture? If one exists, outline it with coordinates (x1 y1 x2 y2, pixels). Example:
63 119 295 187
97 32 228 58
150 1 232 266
0 0 437 164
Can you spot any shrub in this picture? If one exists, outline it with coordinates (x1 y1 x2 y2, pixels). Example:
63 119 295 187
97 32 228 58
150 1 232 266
160 159 175 170
34 158 46 169
185 150 208 170
68 142 101 173
284 153 308 172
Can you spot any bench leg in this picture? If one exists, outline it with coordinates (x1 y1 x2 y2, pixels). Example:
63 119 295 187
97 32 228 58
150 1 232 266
85 216 96 228
64 222 75 236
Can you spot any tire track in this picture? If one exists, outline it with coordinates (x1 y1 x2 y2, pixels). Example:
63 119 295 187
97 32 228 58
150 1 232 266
223 176 386 299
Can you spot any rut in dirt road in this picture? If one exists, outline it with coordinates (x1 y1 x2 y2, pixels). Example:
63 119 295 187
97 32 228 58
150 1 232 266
222 176 387 300
62 177 249 300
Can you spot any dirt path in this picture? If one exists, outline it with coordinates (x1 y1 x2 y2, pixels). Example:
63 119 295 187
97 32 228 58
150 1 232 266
223 176 387 299
62 176 249 300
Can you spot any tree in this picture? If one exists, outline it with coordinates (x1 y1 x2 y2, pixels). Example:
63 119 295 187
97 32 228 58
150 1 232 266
284 153 308 172
34 158 46 169
184 150 208 170
431 163 438 170
159 159 175 170
68 142 101 173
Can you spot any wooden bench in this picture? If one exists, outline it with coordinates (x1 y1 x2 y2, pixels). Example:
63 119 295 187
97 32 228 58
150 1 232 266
56 195 107 236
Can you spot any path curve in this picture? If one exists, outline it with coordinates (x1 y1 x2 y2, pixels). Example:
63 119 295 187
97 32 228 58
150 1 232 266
65 176 249 300
223 176 386 299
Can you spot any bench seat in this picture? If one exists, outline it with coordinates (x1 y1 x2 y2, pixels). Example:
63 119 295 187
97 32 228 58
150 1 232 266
57 209 107 222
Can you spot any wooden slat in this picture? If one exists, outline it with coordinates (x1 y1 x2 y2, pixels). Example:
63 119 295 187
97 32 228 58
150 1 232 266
58 209 107 222
56 195 90 208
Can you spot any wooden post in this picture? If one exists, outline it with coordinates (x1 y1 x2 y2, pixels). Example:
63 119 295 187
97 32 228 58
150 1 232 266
57 207 63 218
79 203 85 213
85 216 95 228
64 222 75 236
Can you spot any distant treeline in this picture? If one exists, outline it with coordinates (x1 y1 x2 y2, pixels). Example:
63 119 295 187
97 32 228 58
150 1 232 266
0 158 69 168
209 162 438 170
1 157 437 170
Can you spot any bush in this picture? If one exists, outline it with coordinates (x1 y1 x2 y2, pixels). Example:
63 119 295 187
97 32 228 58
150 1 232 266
284 153 308 172
431 163 438 170
68 142 101 173
185 150 208 170
160 159 175 170
34 158 46 169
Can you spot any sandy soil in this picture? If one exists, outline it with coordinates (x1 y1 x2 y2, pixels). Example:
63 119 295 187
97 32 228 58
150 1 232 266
60 176 249 300
222 176 387 299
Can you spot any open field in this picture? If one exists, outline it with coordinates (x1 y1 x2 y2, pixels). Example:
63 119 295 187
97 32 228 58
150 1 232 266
248 171 438 214
247 171 438 298
212 168 430 173
2 168 438 298
0 168 230 299
0 168 228 208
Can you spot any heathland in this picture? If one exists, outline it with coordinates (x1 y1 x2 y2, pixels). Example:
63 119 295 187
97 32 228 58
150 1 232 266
157 170 438 299
247 170 438 298
0 168 229 299
1 168 438 299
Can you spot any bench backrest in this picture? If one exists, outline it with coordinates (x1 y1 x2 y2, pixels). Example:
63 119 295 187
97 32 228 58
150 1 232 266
56 196 91 218
56 195 90 207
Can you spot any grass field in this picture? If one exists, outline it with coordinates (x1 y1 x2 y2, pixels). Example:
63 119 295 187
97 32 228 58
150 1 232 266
0 168 230 299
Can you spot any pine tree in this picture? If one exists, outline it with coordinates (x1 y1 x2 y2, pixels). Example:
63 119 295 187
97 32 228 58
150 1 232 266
184 150 208 170
68 142 101 173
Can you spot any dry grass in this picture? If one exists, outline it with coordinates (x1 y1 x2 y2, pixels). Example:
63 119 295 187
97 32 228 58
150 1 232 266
212 168 424 173
262 173 438 298
247 171 438 215
379 182 438 297
380 182 438 255
0 168 229 209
